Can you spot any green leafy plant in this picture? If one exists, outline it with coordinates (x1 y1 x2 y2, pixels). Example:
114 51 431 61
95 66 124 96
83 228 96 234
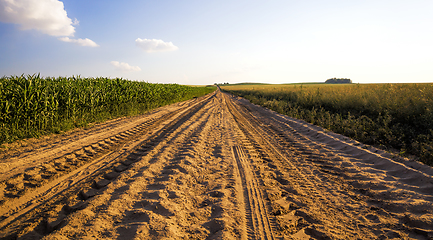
222 83 433 165
0 74 215 144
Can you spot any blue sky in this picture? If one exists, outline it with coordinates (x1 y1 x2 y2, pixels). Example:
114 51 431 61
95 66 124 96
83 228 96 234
0 0 432 84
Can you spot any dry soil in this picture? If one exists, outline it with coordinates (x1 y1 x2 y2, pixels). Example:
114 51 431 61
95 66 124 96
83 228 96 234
1 89 433 239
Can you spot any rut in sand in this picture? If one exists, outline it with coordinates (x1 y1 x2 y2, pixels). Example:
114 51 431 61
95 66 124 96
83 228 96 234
1 89 433 239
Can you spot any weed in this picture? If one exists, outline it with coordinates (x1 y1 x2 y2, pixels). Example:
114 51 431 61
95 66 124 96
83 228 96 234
222 83 433 166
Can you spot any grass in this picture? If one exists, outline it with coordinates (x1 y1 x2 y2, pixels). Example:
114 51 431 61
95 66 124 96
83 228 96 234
0 74 216 145
221 83 433 166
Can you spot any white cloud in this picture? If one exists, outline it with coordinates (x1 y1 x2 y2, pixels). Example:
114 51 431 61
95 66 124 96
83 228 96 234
111 61 141 72
135 38 178 52
72 18 79 26
59 37 99 47
0 0 75 36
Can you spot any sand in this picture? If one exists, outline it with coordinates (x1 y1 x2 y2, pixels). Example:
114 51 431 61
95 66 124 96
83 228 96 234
0 89 432 239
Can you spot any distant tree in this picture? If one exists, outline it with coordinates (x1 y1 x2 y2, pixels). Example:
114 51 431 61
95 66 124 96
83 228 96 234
325 78 352 84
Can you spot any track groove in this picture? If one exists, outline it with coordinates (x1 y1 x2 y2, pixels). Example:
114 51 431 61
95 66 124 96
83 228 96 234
232 145 275 240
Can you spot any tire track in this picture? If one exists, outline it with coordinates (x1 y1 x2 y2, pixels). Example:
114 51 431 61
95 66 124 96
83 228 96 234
42 91 228 239
225 91 433 239
224 92 358 238
0 108 181 206
232 145 274 240
0 93 216 239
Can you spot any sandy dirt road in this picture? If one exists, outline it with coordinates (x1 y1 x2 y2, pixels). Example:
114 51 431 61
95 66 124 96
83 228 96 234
1 89 433 239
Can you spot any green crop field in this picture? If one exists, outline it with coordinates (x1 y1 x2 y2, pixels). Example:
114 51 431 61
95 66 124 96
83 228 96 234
0 74 216 145
221 83 433 165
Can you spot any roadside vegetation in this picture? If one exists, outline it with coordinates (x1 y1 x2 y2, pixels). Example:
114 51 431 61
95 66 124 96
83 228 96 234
0 74 215 144
221 83 433 165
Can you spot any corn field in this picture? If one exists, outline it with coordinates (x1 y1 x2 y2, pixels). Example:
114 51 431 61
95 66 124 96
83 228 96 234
0 74 215 144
